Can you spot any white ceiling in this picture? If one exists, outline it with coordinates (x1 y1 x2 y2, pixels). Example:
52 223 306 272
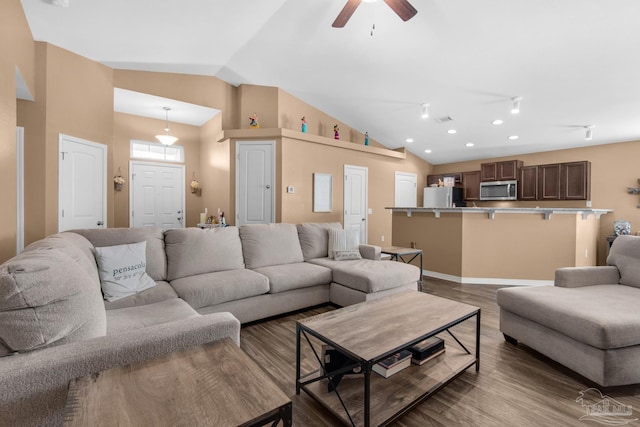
19 0 640 164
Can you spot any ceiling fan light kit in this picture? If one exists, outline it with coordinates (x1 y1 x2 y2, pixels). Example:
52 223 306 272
332 0 417 28
585 125 594 140
511 96 522 114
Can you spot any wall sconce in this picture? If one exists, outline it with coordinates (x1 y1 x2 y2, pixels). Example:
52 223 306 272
114 167 125 191
190 171 200 195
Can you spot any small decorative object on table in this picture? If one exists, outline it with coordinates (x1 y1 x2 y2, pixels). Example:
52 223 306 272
249 113 260 129
190 172 200 194
301 116 307 133
372 350 412 378
113 168 125 191
409 336 445 365
364 131 369 146
333 124 340 140
614 218 631 236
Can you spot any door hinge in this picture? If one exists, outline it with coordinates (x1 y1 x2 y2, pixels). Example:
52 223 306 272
60 152 68 160
61 209 64 218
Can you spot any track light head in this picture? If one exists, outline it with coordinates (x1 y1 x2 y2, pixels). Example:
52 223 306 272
510 97 522 114
584 125 594 140
421 103 430 119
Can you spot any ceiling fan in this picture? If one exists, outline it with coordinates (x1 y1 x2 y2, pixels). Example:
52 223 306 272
332 0 417 28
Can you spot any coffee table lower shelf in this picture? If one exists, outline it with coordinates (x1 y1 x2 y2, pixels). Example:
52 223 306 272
299 347 475 427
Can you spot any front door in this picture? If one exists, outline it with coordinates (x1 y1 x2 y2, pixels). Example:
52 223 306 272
344 165 368 244
130 161 185 229
236 141 275 225
58 134 106 232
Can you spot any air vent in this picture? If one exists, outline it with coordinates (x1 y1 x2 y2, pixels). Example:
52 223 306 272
434 116 453 124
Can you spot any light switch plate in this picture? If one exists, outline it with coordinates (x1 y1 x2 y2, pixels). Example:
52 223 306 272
287 186 295 194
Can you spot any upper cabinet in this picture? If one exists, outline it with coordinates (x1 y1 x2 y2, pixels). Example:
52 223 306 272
426 172 463 187
481 160 523 181
519 166 538 201
462 171 481 201
528 161 591 201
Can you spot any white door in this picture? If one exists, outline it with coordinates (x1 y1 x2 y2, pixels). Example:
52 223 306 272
394 172 417 207
236 141 275 225
58 134 106 232
130 161 185 229
344 165 368 244
16 127 24 253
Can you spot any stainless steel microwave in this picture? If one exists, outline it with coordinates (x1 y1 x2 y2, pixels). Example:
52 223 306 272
479 180 517 201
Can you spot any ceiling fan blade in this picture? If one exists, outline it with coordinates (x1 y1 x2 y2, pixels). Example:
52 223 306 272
383 0 417 21
332 0 361 28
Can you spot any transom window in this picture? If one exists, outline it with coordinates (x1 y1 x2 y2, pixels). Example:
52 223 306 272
130 140 184 163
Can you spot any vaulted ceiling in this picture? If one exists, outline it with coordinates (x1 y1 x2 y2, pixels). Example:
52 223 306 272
20 0 640 164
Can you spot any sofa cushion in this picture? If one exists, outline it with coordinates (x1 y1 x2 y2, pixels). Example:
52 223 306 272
106 299 200 335
240 224 304 269
95 241 157 302
309 258 419 293
170 269 269 309
253 262 333 293
496 284 640 349
165 227 245 281
0 249 106 356
607 235 640 288
297 223 342 261
328 228 360 259
72 227 167 281
103 281 178 310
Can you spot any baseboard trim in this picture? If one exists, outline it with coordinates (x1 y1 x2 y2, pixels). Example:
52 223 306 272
422 270 553 287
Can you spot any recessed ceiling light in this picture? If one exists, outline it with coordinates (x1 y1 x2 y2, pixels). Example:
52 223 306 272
424 149 432 153
492 119 504 125
447 129 457 134
406 138 414 143
508 135 519 140
465 142 474 147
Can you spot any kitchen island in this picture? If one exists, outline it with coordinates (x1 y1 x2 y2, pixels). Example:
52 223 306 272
388 207 612 285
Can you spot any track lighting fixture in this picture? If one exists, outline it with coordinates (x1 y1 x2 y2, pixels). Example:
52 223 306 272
510 97 522 114
421 104 430 119
155 107 178 146
585 125 594 140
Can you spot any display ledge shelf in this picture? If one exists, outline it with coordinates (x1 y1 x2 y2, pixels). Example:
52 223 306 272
387 207 613 220
218 128 406 160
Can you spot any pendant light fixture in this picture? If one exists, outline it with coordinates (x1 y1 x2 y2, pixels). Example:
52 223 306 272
156 107 178 146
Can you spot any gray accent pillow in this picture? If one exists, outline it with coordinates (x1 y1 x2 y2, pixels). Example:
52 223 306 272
607 235 640 288
0 249 107 356
95 241 156 302
297 222 343 261
334 249 362 261
240 224 304 269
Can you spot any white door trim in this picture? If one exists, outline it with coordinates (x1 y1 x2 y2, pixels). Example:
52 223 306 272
344 164 369 244
16 127 24 253
235 141 276 225
58 134 107 232
129 160 186 228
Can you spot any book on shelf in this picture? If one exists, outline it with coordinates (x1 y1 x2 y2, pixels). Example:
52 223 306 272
409 336 445 361
411 348 445 365
372 350 412 378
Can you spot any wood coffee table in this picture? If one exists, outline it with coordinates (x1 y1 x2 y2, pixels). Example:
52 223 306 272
296 290 480 427
64 338 292 427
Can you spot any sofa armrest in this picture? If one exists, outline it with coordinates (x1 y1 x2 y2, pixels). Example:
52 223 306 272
359 244 381 260
554 266 620 288
0 312 240 426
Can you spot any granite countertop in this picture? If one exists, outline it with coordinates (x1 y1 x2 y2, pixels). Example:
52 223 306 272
386 207 613 220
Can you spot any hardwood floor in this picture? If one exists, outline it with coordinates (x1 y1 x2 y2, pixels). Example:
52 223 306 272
240 279 640 426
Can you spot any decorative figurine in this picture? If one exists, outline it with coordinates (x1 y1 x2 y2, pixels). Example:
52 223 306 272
334 124 340 140
301 116 307 133
364 132 369 146
249 113 259 129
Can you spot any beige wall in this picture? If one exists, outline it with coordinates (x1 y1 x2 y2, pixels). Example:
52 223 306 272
432 141 640 264
199 114 231 225
0 0 34 262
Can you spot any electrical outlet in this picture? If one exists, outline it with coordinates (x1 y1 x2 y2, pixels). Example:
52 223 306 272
381 235 385 242
367 208 373 215
586 200 592 207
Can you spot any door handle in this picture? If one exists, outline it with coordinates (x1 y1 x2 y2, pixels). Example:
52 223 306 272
266 185 271 189
362 218 366 221
97 220 104 226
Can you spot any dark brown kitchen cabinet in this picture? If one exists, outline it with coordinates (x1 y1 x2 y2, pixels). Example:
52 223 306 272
481 160 523 181
537 161 591 200
427 172 463 186
462 171 481 201
519 166 538 201
426 174 441 187
562 161 591 200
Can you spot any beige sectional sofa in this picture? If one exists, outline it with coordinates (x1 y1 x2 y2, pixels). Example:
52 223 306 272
0 222 419 425
497 235 640 387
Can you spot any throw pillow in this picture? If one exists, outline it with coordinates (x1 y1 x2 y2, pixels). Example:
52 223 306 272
334 249 362 261
328 228 360 259
95 241 156 301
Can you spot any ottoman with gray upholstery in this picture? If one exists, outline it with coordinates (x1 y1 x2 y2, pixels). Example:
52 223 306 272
497 235 640 387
